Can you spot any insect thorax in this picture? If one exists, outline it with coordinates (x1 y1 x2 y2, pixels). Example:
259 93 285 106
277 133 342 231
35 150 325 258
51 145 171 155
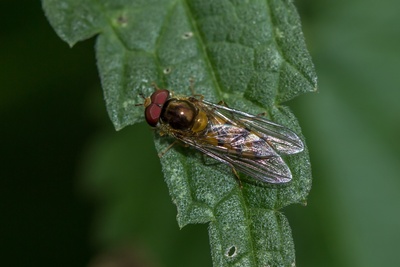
159 98 209 135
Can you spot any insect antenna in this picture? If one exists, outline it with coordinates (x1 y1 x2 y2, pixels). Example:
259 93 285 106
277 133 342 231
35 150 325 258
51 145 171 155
135 92 146 106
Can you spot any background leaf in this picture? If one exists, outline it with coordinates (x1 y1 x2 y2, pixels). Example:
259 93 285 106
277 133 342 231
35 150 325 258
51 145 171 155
42 0 315 266
3 0 400 267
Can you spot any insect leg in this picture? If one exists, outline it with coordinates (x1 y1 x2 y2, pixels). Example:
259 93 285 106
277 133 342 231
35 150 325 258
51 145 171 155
158 141 178 158
217 100 229 107
186 141 243 188
216 100 244 123
231 167 243 188
256 112 267 117
151 82 162 91
189 77 196 95
188 78 204 100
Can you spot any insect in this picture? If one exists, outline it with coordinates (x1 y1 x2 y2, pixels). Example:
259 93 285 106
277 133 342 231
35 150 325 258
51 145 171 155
140 84 304 184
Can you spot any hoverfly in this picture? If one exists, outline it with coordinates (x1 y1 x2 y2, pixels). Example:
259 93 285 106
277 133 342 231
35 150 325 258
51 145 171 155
141 84 304 184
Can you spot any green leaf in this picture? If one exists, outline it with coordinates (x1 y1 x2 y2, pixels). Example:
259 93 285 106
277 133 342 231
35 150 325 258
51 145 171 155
43 0 316 266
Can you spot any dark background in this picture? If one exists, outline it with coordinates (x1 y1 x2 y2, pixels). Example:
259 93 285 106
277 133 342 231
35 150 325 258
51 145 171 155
1 0 400 266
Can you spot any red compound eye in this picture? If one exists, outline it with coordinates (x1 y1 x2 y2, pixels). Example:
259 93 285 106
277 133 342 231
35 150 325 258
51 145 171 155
144 90 170 127
151 90 169 105
145 104 162 127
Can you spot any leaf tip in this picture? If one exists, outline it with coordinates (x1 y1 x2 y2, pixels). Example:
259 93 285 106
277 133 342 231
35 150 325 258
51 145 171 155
66 40 77 48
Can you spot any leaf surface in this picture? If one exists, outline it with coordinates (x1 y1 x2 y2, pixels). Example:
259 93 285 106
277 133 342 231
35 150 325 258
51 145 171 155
43 0 316 266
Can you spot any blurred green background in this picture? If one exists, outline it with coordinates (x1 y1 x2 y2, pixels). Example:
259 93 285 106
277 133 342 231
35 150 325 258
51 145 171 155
1 0 400 266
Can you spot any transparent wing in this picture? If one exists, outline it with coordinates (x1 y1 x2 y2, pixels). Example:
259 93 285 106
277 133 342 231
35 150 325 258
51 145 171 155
197 123 280 159
175 135 292 184
201 100 304 155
